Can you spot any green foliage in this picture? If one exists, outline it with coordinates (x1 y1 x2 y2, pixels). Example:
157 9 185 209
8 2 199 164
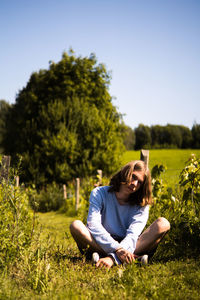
179 125 193 148
179 154 200 215
160 124 182 148
147 155 200 260
28 183 65 212
151 164 167 198
122 125 135 150
0 100 12 154
149 197 200 260
4 50 125 187
134 123 198 149
151 164 166 179
0 177 34 267
135 123 151 150
192 123 200 148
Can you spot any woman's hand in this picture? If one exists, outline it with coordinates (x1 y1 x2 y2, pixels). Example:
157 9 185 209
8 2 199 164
96 256 114 269
115 248 135 264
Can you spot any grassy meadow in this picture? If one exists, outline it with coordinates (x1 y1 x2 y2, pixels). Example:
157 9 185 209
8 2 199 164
1 211 198 300
0 149 200 299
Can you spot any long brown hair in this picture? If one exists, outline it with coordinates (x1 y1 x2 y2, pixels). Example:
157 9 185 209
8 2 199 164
109 160 152 206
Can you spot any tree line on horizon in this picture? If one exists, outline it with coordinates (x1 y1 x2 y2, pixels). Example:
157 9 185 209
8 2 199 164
0 49 199 187
124 123 200 150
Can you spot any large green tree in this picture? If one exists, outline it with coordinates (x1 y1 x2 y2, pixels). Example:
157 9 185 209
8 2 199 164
177 125 192 148
0 100 12 154
151 125 166 148
151 124 192 149
134 124 151 150
163 124 182 148
192 123 200 148
4 51 125 186
123 125 135 150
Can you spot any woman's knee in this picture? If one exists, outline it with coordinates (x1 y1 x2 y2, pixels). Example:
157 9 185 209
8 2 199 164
155 217 170 234
69 220 84 235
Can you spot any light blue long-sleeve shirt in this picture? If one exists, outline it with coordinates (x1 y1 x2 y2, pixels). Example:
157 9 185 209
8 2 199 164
87 186 149 264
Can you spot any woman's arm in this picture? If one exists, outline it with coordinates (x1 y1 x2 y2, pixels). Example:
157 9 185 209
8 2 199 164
119 205 149 252
87 188 120 253
109 205 149 263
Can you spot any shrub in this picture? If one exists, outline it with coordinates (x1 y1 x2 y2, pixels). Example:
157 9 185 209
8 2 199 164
28 182 65 212
148 155 200 260
0 178 35 267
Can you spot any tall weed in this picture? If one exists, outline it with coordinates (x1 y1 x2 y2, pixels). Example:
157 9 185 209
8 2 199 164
0 179 34 267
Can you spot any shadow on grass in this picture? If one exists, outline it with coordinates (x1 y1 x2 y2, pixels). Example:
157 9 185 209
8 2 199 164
53 251 82 262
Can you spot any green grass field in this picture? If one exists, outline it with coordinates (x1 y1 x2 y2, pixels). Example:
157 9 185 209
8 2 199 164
3 211 197 300
122 149 200 186
39 212 199 300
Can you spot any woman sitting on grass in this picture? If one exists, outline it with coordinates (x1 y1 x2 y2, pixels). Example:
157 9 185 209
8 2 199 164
70 160 170 269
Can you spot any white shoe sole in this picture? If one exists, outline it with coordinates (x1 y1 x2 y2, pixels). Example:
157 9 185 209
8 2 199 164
140 254 148 265
92 252 100 264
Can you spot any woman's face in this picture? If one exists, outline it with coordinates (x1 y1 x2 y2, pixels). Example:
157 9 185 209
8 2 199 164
121 170 145 195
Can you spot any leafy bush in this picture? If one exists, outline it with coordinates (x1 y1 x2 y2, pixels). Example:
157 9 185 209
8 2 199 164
28 182 65 212
149 154 200 260
179 153 200 215
0 178 35 267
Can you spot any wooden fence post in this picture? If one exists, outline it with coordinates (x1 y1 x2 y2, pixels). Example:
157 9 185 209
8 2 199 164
140 149 149 168
0 155 11 183
63 184 67 199
97 169 102 186
15 176 19 187
75 178 80 211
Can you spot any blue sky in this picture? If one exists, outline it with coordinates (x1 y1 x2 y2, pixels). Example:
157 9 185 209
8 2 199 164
0 0 199 129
